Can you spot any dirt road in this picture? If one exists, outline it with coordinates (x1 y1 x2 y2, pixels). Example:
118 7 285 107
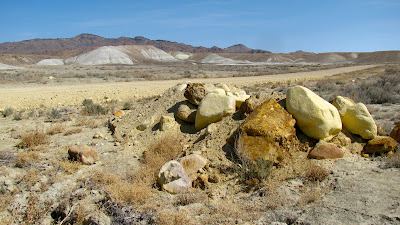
0 65 377 110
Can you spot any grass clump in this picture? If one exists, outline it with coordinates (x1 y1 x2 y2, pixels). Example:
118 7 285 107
15 151 40 168
304 162 330 182
386 151 400 168
16 131 50 149
46 124 65 135
63 128 82 136
13 112 23 121
82 98 94 106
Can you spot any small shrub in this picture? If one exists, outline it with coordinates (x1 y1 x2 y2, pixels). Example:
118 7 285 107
81 104 106 116
82 99 94 106
46 124 65 135
3 108 13 117
75 118 99 128
16 131 50 149
16 151 40 168
13 112 23 121
57 159 81 174
64 128 82 136
122 101 133 110
48 108 62 119
304 162 329 182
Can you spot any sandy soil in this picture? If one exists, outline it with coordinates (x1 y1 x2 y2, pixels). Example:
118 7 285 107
0 65 377 110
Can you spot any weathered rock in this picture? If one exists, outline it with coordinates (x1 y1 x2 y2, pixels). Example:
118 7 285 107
239 98 298 163
175 83 187 92
205 123 218 136
68 145 99 165
308 140 344 159
363 136 397 154
176 103 196 123
286 86 342 140
160 115 178 131
390 122 400 142
209 88 226 95
178 154 207 176
239 96 257 117
192 174 209 190
332 96 355 117
113 110 125 117
195 93 236 130
342 103 377 139
158 160 191 194
136 116 155 131
184 83 206 106
215 83 230 92
227 91 251 108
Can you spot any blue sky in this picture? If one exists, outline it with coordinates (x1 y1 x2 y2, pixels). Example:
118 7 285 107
0 0 399 53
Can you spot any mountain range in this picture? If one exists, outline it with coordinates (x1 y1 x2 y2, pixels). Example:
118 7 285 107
0 34 270 56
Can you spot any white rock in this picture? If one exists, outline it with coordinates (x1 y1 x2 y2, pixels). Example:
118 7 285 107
195 93 236 130
227 91 251 108
286 86 342 140
209 88 226 95
160 115 178 131
158 160 191 194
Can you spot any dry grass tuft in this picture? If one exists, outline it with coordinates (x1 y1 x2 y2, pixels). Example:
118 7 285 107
386 151 400 168
15 151 40 168
304 161 330 182
64 128 82 136
46 124 65 135
155 209 192 225
16 131 50 149
75 118 100 128
57 159 82 174
143 133 184 177
174 191 207 206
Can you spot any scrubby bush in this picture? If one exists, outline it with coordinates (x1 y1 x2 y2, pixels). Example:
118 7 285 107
13 112 23 121
122 101 133 110
2 108 13 117
48 108 62 119
81 103 106 115
82 98 94 106
16 131 50 149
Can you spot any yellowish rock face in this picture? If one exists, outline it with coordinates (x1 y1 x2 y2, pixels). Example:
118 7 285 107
286 86 342 140
239 98 298 163
342 103 377 139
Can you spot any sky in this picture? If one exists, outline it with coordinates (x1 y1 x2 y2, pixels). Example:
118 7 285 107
0 0 399 53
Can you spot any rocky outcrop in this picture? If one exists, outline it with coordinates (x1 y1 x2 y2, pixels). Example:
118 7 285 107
362 136 397 154
239 98 298 163
342 103 377 139
184 83 206 106
195 93 236 130
308 141 344 159
390 122 400 142
68 145 99 165
286 86 342 140
157 160 191 194
239 96 257 118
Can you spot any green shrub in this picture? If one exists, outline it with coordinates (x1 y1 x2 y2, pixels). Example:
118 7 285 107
13 112 23 121
122 102 133 110
81 103 106 115
82 99 94 106
2 108 13 117
48 108 62 119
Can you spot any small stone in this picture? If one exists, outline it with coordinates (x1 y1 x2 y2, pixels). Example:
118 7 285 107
68 145 99 165
308 140 344 159
208 174 220 183
362 136 397 154
184 83 206 106
176 103 196 123
93 132 104 139
158 160 191 194
362 154 369 158
390 121 400 142
178 154 208 176
239 96 257 118
205 123 218 136
136 116 155 131
160 115 178 131
113 110 125 117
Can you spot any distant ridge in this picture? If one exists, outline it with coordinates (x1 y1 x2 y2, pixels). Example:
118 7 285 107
0 34 270 56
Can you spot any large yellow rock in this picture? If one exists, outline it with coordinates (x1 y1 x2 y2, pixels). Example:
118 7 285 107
195 93 235 130
342 103 377 139
332 96 355 117
286 86 342 140
239 98 298 163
